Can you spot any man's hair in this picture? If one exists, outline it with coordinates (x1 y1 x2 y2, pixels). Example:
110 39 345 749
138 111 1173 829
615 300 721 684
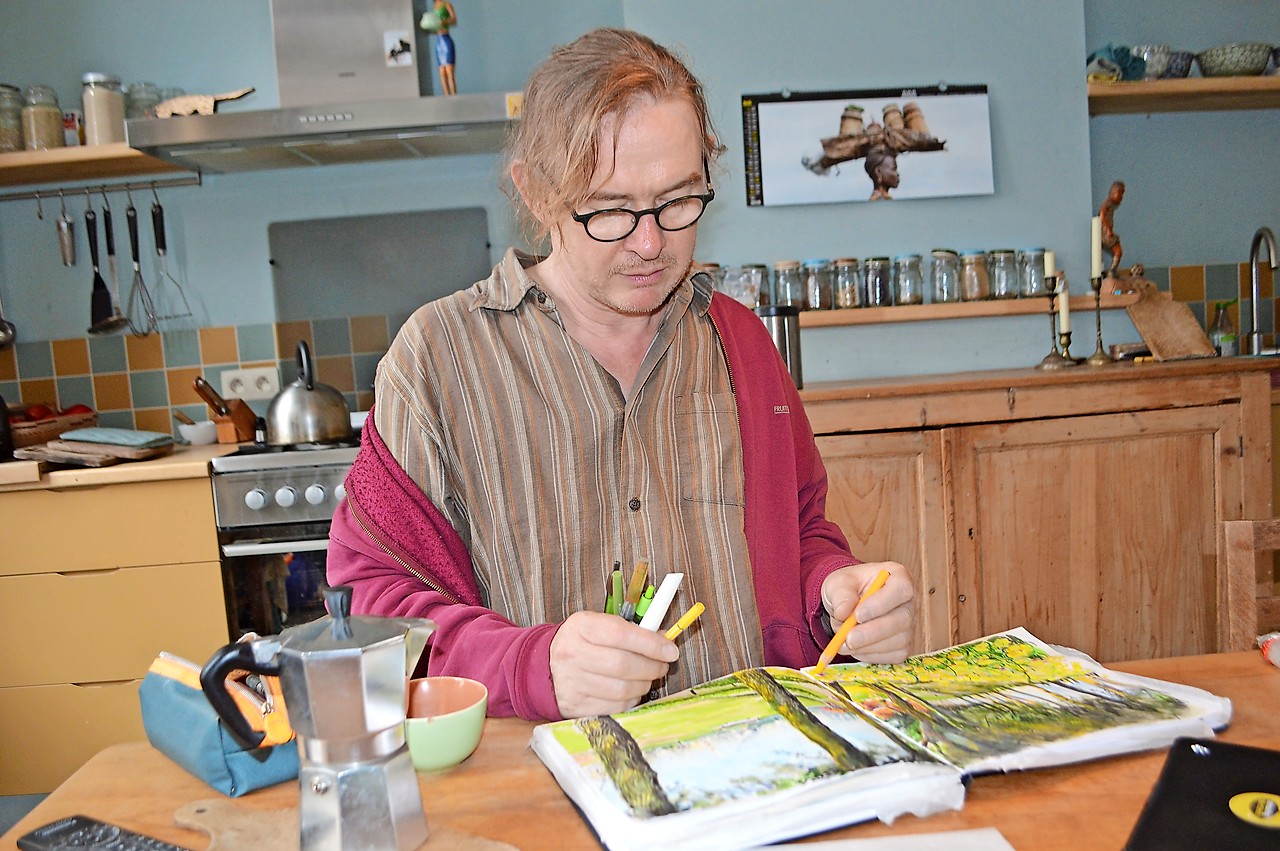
505 28 724 246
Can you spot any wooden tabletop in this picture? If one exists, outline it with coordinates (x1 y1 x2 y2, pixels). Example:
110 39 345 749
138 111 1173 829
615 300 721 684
3 651 1278 850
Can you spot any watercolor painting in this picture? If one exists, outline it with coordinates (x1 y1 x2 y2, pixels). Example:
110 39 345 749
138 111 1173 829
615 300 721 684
542 628 1228 819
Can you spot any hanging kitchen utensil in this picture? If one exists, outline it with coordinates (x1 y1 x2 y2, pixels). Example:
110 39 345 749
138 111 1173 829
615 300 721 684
150 186 192 321
125 190 158 336
57 189 75 267
100 189 129 330
86 199 128 335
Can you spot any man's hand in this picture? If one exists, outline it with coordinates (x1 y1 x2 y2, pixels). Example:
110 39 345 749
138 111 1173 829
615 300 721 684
550 611 679 718
820 562 915 664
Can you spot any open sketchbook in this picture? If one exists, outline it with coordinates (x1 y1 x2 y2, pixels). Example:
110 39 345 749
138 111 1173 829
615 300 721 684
530 628 1232 851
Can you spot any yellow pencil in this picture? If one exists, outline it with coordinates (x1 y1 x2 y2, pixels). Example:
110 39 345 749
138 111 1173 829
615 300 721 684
663 602 705 641
813 569 891 675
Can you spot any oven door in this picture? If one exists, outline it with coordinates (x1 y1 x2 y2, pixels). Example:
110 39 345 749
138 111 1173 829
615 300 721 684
219 524 332 639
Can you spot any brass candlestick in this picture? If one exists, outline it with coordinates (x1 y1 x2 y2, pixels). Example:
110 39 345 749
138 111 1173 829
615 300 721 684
1086 275 1114 366
1036 281 1072 369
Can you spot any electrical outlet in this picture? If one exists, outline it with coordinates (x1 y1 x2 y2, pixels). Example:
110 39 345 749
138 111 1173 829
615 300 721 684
221 367 280 401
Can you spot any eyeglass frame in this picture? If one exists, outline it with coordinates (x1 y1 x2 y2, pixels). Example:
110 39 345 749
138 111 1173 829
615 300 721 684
570 163 715 243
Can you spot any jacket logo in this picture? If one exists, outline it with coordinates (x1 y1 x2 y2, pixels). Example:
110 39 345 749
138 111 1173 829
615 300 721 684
774 405 790 414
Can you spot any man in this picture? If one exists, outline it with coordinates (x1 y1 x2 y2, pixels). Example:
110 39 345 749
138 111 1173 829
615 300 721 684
328 28 914 721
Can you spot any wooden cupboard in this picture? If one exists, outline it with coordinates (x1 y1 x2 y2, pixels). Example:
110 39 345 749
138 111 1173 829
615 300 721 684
808 359 1274 663
0 477 227 794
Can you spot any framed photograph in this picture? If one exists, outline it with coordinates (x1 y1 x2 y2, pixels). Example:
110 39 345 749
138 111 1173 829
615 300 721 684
742 85 994 207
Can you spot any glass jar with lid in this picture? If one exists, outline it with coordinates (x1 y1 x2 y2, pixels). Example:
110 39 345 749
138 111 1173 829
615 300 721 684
929 249 961 303
744 263 770 306
833 258 863 308
21 84 64 150
1018 247 1048 297
0 84 22 152
802 259 833 310
892 254 924 305
772 260 804 308
125 81 161 120
864 257 893 307
82 73 125 145
988 249 1019 299
960 251 990 301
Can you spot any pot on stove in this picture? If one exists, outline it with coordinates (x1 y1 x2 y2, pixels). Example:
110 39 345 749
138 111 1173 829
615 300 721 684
266 340 353 446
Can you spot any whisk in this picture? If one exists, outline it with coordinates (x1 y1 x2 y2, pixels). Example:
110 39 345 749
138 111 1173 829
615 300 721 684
150 185 192 322
125 189 158 337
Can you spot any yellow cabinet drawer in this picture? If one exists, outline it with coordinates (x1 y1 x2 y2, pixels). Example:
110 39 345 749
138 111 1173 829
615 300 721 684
0 679 145 794
0 562 229 688
0 478 219 576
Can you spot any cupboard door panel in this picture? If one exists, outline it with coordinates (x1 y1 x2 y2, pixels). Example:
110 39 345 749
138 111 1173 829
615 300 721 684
950 406 1240 661
817 430 950 654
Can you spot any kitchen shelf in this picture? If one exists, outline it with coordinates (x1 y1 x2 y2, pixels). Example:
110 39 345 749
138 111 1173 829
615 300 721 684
798 292 1138 328
1087 76 1280 115
0 143 187 189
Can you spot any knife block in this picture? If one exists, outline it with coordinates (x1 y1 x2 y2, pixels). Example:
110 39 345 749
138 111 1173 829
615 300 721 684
215 399 258 444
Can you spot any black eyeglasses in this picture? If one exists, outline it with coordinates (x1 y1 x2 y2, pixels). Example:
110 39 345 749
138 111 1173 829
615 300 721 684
571 186 715 243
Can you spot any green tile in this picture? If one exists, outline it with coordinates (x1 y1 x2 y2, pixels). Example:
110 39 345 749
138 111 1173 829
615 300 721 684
237 323 277 362
98 410 135 429
14 341 52 379
1187 302 1206 328
1205 264 1240 301
129 369 168 408
312 318 352 357
162 328 201 367
388 313 413 340
88 334 128 373
0 380 19 404
354 353 383 394
56 376 94 411
1142 267 1169 290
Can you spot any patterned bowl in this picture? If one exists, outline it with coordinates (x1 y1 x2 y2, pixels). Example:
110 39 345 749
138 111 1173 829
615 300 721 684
1196 42 1273 77
1161 50 1195 79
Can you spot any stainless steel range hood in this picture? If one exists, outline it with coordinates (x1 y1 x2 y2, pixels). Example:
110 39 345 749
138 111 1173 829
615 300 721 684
126 92 521 175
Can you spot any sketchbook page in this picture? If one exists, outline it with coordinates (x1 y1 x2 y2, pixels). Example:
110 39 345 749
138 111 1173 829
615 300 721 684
529 666 965 851
811 627 1233 776
763 826 1016 850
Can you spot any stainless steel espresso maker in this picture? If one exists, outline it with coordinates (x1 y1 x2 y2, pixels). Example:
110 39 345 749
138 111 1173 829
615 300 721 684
203 585 434 850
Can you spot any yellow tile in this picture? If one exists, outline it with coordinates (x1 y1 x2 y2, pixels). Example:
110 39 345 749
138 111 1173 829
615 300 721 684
1240 261 1274 301
166 366 204 406
1168 266 1205 303
93 373 132 411
199 326 239 365
350 315 389 353
126 333 165 370
18 378 56 407
134 408 170 433
0 347 16 381
315 355 355 392
51 338 91 376
276 322 312 359
356 390 375 411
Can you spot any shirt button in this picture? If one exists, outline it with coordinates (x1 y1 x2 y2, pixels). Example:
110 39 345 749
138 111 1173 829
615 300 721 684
534 290 547 304
628 497 641 511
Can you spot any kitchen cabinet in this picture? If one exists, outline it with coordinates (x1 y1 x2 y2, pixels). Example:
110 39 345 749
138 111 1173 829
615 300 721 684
0 474 227 794
1087 76 1280 115
807 359 1273 663
0 143 185 189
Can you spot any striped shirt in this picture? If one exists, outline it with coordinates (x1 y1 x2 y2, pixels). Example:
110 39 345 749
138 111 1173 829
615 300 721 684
374 249 764 696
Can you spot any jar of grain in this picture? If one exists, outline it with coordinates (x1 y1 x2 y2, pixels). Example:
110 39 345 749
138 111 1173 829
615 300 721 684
0 84 22 152
960 251 991 301
21 85 64 150
802 259 834 310
834 258 863 308
864 257 893 307
82 73 125 144
773 260 804 308
125 81 161 120
892 254 924 305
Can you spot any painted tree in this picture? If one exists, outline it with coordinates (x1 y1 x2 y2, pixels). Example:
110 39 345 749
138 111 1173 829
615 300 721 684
735 669 878 771
576 716 677 817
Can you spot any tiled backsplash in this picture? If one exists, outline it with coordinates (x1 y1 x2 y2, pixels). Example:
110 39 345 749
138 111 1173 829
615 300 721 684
1 262 1274 437
0 313 409 437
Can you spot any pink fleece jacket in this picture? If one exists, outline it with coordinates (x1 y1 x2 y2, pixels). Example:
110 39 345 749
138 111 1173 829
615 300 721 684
327 293 859 720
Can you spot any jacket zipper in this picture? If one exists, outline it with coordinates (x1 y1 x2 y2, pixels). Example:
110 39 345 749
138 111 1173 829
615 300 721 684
346 497 462 605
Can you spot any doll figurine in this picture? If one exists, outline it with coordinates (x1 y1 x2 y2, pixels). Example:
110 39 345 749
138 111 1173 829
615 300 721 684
420 0 459 95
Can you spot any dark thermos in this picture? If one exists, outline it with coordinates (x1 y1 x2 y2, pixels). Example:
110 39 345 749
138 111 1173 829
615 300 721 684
0 393 13 461
754 305 802 389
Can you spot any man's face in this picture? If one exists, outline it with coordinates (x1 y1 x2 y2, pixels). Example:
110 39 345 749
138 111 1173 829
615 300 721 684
546 96 707 318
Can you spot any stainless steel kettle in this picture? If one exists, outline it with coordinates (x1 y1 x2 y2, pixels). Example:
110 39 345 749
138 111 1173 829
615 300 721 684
202 586 435 851
266 340 353 445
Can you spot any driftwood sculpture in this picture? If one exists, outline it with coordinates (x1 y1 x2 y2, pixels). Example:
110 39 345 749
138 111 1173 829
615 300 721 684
155 87 256 119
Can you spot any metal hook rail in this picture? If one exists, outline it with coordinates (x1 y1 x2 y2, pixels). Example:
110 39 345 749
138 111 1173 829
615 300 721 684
0 172 202 204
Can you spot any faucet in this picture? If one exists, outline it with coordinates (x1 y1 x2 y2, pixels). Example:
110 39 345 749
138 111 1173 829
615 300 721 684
1246 226 1278 355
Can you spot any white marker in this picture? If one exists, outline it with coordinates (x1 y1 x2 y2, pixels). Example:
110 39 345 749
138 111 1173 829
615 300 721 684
638 573 684 631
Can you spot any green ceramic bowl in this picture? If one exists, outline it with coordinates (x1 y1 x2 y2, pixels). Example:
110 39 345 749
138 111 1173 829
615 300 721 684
405 676 488 772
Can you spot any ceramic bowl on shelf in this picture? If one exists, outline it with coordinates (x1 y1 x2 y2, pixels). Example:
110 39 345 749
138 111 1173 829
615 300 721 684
1131 44 1171 80
1196 42 1273 77
177 420 217 445
1160 50 1195 79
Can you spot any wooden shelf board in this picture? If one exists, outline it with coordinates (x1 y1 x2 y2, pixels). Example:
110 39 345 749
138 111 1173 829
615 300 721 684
1088 76 1280 115
798 292 1138 328
0 144 186 188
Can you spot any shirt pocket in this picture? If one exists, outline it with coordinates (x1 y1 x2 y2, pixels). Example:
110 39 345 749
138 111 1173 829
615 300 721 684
675 392 743 506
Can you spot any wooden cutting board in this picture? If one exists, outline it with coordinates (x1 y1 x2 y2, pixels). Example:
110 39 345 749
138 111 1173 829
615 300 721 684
13 442 174 467
1125 278 1216 361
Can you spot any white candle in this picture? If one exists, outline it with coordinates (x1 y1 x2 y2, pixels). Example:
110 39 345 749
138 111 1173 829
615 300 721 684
1090 216 1103 279
1043 250 1056 278
1058 277 1071 333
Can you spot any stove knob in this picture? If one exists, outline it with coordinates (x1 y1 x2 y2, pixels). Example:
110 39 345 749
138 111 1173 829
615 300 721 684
275 486 298 508
245 489 269 511
335 482 347 502
305 484 327 505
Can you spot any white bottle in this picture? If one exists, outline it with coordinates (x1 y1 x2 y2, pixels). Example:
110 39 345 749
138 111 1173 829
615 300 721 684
81 73 125 145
